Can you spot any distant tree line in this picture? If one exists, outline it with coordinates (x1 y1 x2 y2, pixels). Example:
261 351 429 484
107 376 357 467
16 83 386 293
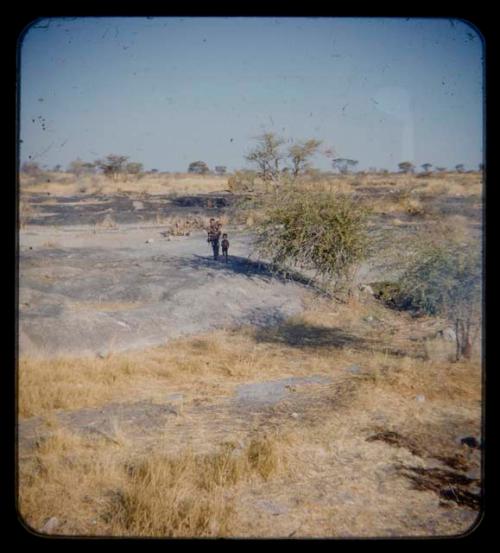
187 161 227 175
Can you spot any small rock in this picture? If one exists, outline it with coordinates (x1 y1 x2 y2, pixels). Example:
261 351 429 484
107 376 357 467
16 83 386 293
291 412 299 419
359 284 374 295
254 499 289 516
97 352 106 359
364 315 374 323
437 327 457 342
415 395 426 402
41 516 59 534
346 364 362 375
145 239 154 244
460 436 480 449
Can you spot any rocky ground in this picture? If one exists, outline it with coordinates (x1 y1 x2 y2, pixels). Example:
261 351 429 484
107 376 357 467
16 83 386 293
19 225 310 357
17 189 483 538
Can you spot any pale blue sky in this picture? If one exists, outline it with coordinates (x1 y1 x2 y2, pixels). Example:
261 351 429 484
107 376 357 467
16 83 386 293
19 17 484 172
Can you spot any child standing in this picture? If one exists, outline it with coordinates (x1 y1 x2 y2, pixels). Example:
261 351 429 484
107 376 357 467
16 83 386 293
221 233 230 263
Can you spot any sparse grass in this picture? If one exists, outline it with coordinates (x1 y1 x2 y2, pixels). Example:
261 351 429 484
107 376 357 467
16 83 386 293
18 302 481 536
159 214 217 235
18 170 483 536
18 420 292 537
21 172 229 197
94 213 117 230
18 290 481 420
106 432 291 537
19 199 37 229
18 426 126 535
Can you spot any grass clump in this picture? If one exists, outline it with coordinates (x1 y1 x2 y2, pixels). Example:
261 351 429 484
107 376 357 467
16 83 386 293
104 433 289 537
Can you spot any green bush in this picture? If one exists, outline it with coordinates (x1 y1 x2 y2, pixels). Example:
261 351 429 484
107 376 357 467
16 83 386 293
370 281 411 310
397 241 481 360
253 191 370 293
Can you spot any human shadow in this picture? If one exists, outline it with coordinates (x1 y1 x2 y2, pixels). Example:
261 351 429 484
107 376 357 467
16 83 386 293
254 320 413 357
254 321 367 350
180 254 316 288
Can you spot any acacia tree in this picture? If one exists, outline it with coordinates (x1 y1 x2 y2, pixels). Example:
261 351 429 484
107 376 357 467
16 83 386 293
188 161 210 174
288 139 322 178
398 241 481 360
95 155 129 180
21 161 41 176
455 164 465 173
126 162 144 179
332 158 358 175
398 161 415 174
245 132 286 185
421 163 433 173
69 159 95 176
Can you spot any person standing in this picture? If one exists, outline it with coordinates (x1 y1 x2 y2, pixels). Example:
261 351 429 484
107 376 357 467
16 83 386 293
221 233 230 263
206 218 221 260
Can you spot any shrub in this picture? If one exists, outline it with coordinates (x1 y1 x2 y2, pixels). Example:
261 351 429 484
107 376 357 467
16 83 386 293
227 170 257 193
370 281 411 310
126 162 144 179
188 161 210 175
21 161 42 176
398 241 481 360
95 155 129 180
253 191 370 293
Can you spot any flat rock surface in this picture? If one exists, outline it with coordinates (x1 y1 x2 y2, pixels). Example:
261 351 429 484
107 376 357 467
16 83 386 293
18 375 338 455
19 226 309 357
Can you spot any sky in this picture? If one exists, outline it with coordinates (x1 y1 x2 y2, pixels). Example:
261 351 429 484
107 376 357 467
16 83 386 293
18 17 484 173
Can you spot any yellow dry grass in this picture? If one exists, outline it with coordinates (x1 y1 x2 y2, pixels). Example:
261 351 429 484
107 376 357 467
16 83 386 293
20 171 481 200
18 422 293 537
18 262 482 537
20 172 229 197
18 290 481 420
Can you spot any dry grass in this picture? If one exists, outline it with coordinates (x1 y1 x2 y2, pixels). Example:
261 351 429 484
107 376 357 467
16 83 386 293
18 336 481 537
235 172 482 231
18 422 292 537
18 250 482 536
94 213 117 230
20 172 229 197
158 214 228 236
18 290 481 420
20 171 481 201
18 329 311 418
17 167 483 537
19 199 38 229
106 432 291 537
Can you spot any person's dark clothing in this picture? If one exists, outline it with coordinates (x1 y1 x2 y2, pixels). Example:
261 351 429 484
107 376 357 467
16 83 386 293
221 238 229 262
207 224 221 260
